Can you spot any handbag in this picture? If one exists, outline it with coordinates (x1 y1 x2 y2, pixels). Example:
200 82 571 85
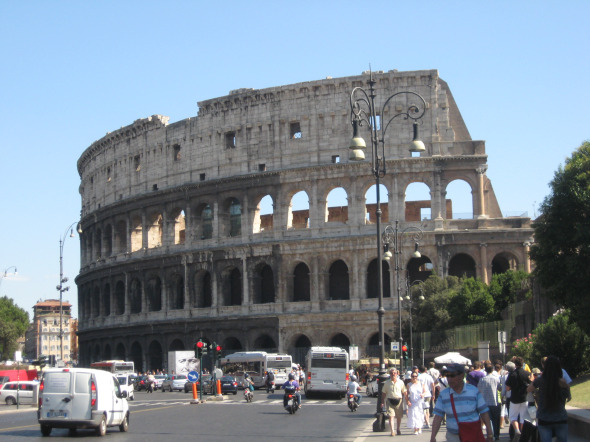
388 397 401 407
450 393 486 442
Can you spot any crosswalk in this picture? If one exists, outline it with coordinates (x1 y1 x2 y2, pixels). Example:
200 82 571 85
130 397 353 407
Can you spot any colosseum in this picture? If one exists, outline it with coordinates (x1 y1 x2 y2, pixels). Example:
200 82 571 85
75 69 534 371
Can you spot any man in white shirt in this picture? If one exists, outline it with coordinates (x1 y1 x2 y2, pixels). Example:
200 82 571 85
418 365 435 428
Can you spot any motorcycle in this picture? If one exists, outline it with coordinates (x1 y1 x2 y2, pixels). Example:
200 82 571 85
284 389 298 414
265 380 275 393
244 387 254 402
347 393 359 412
146 380 154 394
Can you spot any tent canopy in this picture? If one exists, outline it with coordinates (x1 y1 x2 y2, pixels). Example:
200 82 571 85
433 352 472 365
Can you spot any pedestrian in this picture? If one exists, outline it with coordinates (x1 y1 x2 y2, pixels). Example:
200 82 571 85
528 355 571 442
381 368 407 436
407 371 426 435
478 363 502 440
418 365 435 428
430 363 494 442
505 356 532 440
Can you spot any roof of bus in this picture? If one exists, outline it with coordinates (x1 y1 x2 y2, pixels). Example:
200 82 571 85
308 346 347 353
221 352 292 361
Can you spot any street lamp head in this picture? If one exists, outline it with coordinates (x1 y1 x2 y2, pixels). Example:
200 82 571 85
419 295 425 301
409 122 425 153
383 244 393 261
349 120 366 161
412 242 421 258
77 223 83 234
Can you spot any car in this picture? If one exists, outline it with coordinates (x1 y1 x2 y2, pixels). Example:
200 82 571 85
134 375 148 391
116 373 135 400
153 374 167 390
162 374 188 392
0 381 38 405
204 375 238 395
184 374 212 393
365 374 379 397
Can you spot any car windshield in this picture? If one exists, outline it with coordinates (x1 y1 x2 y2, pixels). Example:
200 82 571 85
220 376 234 382
175 375 187 380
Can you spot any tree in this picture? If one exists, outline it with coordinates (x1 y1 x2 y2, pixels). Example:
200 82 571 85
0 296 29 360
488 270 531 318
529 141 590 336
447 277 495 324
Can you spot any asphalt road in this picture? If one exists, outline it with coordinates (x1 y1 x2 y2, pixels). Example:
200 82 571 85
0 389 376 441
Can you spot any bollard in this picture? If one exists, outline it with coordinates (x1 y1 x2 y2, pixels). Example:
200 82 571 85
217 379 222 395
192 381 198 400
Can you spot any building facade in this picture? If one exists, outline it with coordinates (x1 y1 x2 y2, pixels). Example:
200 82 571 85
75 70 533 371
25 299 73 364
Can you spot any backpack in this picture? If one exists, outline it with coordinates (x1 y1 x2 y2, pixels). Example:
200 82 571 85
267 372 274 381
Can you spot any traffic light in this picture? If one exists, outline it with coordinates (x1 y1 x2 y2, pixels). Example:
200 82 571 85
401 344 408 360
214 343 222 362
194 340 204 358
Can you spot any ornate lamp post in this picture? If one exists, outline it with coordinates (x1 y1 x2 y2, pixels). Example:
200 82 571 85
0 266 18 292
403 279 425 368
382 220 424 373
57 222 82 363
348 71 426 429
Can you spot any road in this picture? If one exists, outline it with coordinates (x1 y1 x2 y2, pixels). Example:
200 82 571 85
0 389 376 441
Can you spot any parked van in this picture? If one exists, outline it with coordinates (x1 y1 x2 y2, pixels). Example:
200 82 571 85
38 368 129 437
0 380 38 405
115 373 135 400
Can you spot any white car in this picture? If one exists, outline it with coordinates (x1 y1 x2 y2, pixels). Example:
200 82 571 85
154 375 167 390
365 375 379 397
0 381 38 405
116 374 135 400
162 374 188 392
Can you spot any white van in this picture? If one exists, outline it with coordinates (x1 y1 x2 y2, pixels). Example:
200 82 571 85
38 368 129 437
115 373 135 400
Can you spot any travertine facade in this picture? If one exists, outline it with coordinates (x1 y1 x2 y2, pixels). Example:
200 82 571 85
75 70 533 371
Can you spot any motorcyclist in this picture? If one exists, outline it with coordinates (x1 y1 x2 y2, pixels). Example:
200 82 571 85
243 373 254 398
282 372 301 409
264 370 275 391
146 372 155 393
347 375 362 405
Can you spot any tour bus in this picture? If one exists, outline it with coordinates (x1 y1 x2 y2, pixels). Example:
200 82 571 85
220 352 293 388
304 346 349 398
90 360 135 375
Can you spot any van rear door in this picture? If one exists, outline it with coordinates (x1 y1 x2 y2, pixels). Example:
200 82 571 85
70 372 92 420
42 371 77 420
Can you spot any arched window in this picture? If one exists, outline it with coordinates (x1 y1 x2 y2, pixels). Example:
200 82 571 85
329 260 349 300
129 278 142 314
115 281 125 315
146 277 162 312
229 198 241 237
253 264 275 304
449 253 476 279
293 263 310 302
367 259 391 298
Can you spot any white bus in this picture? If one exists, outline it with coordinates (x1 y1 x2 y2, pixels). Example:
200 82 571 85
90 360 135 375
304 346 349 398
220 352 293 388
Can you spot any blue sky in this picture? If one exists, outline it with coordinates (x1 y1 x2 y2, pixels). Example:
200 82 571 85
1 1 588 320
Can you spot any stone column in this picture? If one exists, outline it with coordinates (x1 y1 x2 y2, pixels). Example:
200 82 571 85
479 243 488 284
476 165 488 219
523 241 532 273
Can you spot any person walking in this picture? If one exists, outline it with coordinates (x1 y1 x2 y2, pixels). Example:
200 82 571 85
478 363 502 440
418 365 435 428
528 355 571 442
430 363 494 442
407 371 426 435
381 368 407 436
505 356 532 440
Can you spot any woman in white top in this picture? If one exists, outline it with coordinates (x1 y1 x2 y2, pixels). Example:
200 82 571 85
406 372 426 434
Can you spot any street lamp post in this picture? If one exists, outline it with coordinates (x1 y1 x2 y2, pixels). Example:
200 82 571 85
0 266 18 292
348 71 426 429
57 222 82 363
403 280 425 368
382 221 424 373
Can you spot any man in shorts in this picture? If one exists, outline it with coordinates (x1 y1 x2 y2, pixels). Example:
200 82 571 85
382 368 407 436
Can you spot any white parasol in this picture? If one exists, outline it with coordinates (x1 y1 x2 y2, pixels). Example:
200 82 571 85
433 352 472 365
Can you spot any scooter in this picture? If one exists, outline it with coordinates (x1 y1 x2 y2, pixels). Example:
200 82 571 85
244 387 254 402
347 393 359 412
265 380 275 393
284 390 298 414
146 381 154 394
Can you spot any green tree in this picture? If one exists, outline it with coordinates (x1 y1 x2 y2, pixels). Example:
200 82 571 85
0 296 29 360
530 312 590 378
447 278 495 324
488 270 532 318
529 141 590 336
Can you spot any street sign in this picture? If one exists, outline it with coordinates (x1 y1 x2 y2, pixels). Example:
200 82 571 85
390 342 399 352
187 371 199 383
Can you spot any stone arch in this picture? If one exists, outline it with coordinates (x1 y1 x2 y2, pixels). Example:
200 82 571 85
293 262 311 302
367 332 392 357
220 197 241 237
449 253 477 279
192 270 212 308
130 341 143 373
365 183 389 224
445 179 474 219
330 333 351 348
328 259 349 300
103 343 112 360
94 228 102 260
146 276 162 312
253 334 277 351
92 286 100 317
194 203 213 240
253 194 273 233
252 263 275 304
169 339 185 351
291 334 312 365
407 255 433 282
221 266 242 306
130 215 142 252
405 182 432 221
287 190 310 229
147 340 163 372
103 283 111 316
104 224 113 257
114 219 127 254
115 280 125 315
492 252 519 275
147 211 163 248
326 186 349 223
115 342 126 360
168 273 184 310
171 208 186 245
93 344 101 362
367 259 391 298
129 278 142 314
222 337 243 353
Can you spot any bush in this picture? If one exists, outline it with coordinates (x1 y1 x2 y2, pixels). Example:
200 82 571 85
510 333 536 366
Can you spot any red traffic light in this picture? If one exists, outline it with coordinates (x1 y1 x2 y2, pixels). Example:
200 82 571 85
196 341 204 348
401 345 408 352
216 345 221 352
